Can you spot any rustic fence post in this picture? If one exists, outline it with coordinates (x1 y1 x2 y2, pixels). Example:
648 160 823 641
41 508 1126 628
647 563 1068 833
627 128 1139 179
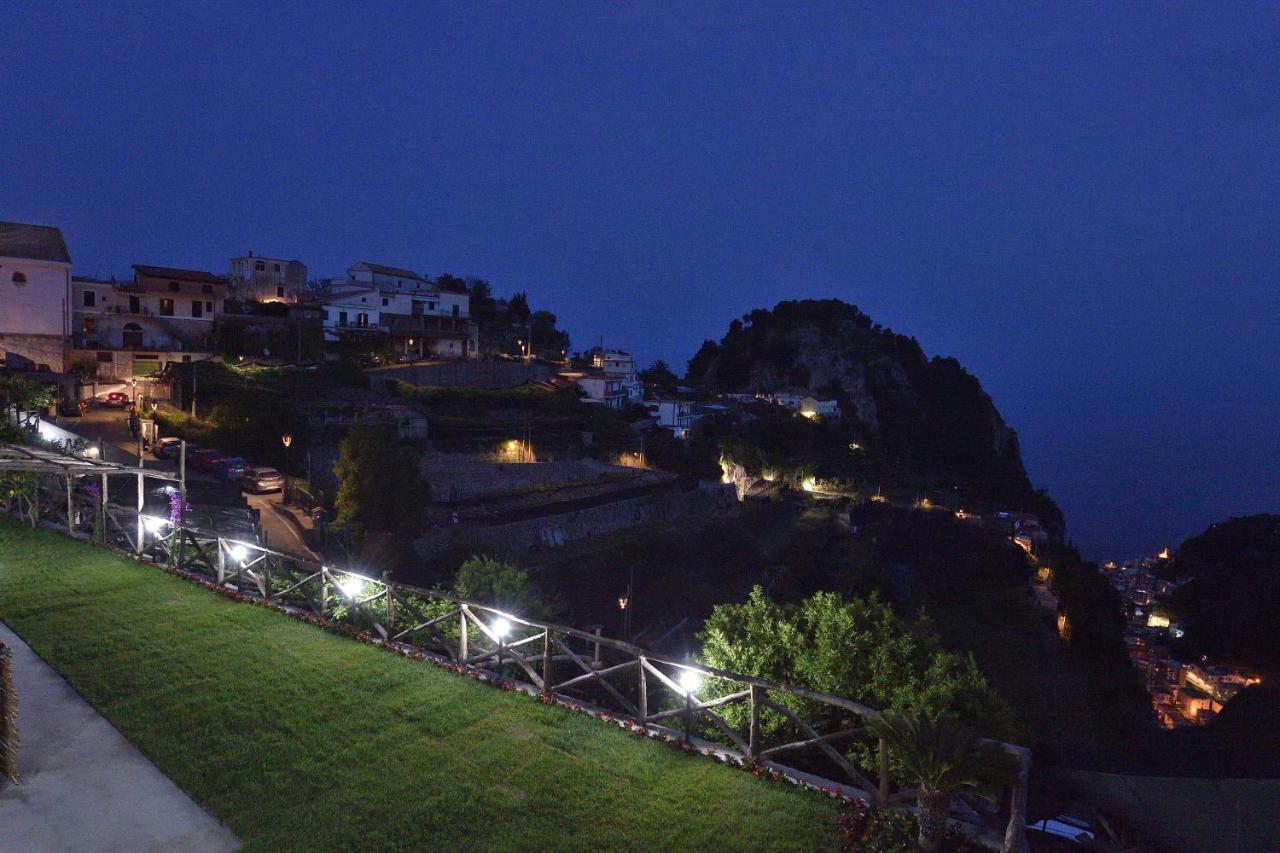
877 736 891 807
541 629 552 696
747 685 762 761
0 641 16 784
97 472 108 543
637 656 648 723
384 584 395 633
134 472 144 555
459 607 469 662
592 626 601 668
217 538 226 585
683 679 694 744
65 474 74 533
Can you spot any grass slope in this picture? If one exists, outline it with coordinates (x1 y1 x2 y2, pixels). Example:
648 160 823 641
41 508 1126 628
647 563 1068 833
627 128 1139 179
0 521 837 851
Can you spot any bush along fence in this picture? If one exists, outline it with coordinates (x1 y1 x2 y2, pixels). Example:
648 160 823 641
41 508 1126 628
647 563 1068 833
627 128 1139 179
0 641 15 785
0 444 1029 852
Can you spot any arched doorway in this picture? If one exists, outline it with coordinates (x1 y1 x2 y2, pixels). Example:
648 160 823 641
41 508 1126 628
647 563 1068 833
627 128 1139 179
122 322 143 349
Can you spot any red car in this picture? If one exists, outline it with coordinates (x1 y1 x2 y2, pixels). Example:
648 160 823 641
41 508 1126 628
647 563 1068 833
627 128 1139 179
103 391 129 408
187 448 225 472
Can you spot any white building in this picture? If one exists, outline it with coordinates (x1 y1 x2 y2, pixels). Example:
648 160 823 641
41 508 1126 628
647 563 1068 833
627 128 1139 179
315 287 382 341
656 399 693 439
593 348 643 403
77 265 226 348
346 261 430 292
571 373 625 409
229 251 307 303
0 222 72 370
764 387 841 420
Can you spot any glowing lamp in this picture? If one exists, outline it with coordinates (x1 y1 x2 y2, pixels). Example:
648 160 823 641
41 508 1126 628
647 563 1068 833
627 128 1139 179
491 617 511 638
142 515 168 533
337 575 365 599
227 543 249 563
678 669 702 697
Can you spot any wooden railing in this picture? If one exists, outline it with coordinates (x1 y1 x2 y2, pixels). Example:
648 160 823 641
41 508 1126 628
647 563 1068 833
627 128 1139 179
2 482 1029 851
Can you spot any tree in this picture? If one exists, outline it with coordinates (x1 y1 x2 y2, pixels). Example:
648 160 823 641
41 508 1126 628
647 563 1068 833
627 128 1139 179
639 360 679 396
452 555 548 616
508 291 531 321
0 377 53 442
867 712 1016 852
685 339 720 384
68 356 98 383
333 425 427 545
699 587 1016 767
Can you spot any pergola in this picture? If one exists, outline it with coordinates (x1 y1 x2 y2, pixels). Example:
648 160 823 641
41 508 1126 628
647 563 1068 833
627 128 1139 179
0 443 179 551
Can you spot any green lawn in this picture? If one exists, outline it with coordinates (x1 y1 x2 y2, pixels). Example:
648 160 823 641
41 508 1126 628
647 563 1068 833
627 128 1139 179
0 520 838 851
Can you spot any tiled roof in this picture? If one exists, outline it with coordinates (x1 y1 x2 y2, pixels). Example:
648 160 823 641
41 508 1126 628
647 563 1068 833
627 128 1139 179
353 261 425 281
132 264 225 285
0 222 71 263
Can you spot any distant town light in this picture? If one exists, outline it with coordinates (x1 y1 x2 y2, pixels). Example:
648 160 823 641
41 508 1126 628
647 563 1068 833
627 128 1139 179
801 476 817 493
617 596 629 611
281 433 293 449
1157 547 1170 560
678 669 702 696
491 617 512 638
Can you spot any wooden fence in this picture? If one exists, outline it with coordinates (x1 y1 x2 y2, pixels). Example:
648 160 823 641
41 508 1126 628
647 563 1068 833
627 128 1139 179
0 641 15 784
0 453 1029 851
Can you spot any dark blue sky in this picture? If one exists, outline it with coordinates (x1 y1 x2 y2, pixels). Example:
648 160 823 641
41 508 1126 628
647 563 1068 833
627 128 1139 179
4 3 1277 559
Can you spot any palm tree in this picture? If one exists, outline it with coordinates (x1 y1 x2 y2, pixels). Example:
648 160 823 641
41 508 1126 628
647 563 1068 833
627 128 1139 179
868 711 1017 853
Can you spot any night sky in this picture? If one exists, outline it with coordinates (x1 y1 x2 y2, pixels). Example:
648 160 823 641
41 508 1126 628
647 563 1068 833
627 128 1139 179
4 3 1277 560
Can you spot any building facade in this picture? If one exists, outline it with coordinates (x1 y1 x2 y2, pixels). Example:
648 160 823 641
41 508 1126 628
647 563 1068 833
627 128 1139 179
0 222 72 371
72 265 226 353
229 251 307 303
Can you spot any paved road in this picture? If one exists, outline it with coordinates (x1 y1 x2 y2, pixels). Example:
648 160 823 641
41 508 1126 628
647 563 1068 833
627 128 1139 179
246 492 320 559
58 403 322 562
0 623 240 852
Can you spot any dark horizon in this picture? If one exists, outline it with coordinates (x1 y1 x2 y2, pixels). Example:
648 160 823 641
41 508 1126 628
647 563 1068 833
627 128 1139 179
4 3 1277 559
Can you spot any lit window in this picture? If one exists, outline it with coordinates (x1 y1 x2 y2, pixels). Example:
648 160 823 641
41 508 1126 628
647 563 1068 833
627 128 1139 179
12 271 26 284
159 298 174 316
82 318 97 333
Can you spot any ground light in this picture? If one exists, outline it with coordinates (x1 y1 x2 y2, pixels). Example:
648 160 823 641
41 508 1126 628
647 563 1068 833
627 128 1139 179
679 668 702 744
142 515 168 534
226 543 249 564
337 575 365 599
491 618 511 676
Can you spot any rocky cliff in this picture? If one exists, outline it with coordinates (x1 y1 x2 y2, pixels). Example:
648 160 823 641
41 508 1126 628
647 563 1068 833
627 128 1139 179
686 299 1057 525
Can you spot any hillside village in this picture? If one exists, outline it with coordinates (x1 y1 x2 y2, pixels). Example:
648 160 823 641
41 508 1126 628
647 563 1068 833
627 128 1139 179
2 219 1275 852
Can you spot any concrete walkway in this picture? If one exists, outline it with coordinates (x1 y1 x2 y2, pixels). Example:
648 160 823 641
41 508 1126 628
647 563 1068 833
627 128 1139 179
0 623 240 853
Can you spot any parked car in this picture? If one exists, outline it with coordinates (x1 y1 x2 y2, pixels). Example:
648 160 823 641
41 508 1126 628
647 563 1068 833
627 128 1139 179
152 437 183 459
215 456 248 481
241 466 285 494
188 448 225 472
103 391 129 408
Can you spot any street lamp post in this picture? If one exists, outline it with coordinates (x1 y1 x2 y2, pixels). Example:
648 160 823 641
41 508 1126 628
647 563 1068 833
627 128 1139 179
281 433 292 502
